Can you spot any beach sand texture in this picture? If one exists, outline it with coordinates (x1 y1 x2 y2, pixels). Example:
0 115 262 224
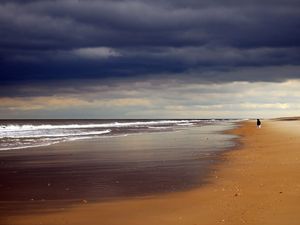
2 120 300 225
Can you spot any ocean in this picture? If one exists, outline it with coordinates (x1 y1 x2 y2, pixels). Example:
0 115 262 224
0 119 239 203
0 119 237 151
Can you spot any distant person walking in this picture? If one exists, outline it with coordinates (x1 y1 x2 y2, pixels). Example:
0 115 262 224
257 119 261 128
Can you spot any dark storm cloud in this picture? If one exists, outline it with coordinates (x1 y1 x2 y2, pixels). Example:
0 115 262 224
1 0 300 87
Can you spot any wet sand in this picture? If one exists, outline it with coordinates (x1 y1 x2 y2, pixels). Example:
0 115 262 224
2 120 300 225
0 124 235 224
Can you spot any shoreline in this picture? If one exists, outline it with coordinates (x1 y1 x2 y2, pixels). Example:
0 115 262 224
3 119 300 225
0 122 236 223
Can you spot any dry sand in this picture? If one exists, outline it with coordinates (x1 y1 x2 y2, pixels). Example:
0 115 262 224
3 120 300 225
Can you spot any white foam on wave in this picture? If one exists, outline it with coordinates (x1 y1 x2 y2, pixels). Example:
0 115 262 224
0 120 200 132
0 130 112 151
177 122 195 126
0 119 219 151
0 129 111 139
147 126 172 129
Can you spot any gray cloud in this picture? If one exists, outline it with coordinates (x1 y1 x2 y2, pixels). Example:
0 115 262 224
0 0 300 119
1 79 300 119
1 64 299 99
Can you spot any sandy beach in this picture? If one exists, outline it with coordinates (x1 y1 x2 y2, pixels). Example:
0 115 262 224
2 119 300 225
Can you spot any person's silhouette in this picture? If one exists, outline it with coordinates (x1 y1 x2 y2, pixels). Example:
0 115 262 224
257 119 261 128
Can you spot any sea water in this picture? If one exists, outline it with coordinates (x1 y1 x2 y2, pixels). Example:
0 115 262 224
0 119 240 201
0 119 237 151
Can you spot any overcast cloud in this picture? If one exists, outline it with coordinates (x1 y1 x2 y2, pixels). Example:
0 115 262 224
0 0 299 118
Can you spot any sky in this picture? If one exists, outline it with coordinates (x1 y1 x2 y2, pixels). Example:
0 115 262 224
0 0 300 119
